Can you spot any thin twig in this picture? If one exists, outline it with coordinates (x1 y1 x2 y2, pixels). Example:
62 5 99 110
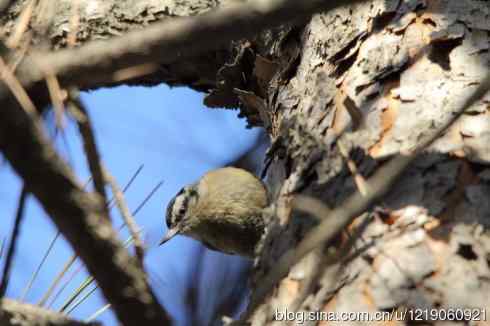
34 178 92 307
337 139 368 196
0 56 37 116
86 303 111 322
46 261 82 309
109 164 144 207
8 33 32 73
0 237 5 259
77 225 167 322
58 126 76 167
82 181 164 321
45 74 66 130
19 232 60 302
289 213 371 312
130 180 164 218
58 275 94 313
39 169 147 308
0 186 28 297
38 168 141 307
67 89 109 217
121 165 145 195
59 236 136 313
0 84 171 324
247 72 490 315
292 194 332 220
103 168 145 264
113 63 159 82
65 284 98 315
42 255 78 308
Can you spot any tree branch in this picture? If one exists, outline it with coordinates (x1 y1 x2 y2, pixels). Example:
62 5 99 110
68 90 110 217
103 168 145 265
0 186 28 298
10 0 363 91
0 96 170 325
0 298 101 326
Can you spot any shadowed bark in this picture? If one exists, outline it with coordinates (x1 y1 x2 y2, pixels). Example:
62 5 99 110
0 298 101 326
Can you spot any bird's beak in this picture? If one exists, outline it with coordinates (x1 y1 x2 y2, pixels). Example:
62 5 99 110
159 227 179 246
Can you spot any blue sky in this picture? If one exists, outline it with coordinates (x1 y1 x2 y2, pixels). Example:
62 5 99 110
0 85 260 325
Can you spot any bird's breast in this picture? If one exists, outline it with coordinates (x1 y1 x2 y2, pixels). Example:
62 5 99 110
187 214 264 257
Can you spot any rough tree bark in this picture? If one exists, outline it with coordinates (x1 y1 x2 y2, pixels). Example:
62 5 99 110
240 1 490 325
0 0 489 325
0 298 101 326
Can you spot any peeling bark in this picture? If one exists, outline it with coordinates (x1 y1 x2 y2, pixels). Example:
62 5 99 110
241 1 490 324
1 0 225 91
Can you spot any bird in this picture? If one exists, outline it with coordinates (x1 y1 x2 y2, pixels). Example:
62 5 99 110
160 167 268 257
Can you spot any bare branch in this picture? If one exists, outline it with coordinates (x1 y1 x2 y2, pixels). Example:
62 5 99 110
0 186 28 298
86 303 110 323
103 168 145 265
289 212 371 311
337 140 368 196
38 169 144 308
45 74 66 130
0 238 5 260
0 89 170 326
10 0 363 91
0 56 37 116
292 195 332 220
19 232 60 302
64 284 98 315
129 180 164 219
0 298 101 326
67 89 109 217
36 178 92 307
39 254 78 308
46 263 82 309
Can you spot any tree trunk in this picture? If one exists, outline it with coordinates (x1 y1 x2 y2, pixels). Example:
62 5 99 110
0 0 489 325
242 1 490 324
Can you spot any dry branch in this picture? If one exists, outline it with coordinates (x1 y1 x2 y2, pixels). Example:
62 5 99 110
68 90 109 217
0 95 170 325
0 298 101 326
103 169 145 265
0 187 27 298
9 0 363 91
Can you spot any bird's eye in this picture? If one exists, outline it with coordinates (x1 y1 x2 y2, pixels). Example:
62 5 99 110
179 207 186 215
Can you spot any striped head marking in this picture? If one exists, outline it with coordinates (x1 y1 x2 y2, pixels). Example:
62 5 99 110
165 185 199 229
